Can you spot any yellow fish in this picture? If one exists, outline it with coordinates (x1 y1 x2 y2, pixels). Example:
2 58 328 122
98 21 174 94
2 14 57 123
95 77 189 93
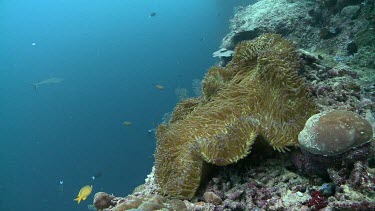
153 84 164 90
123 121 132 126
74 185 92 204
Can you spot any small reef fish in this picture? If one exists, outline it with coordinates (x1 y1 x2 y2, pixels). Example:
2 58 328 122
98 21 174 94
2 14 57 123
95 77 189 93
74 185 92 204
33 77 64 90
153 84 164 90
149 12 156 17
123 121 132 126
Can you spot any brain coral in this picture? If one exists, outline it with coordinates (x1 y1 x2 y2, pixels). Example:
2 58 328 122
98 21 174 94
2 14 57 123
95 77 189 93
154 34 317 199
298 110 373 156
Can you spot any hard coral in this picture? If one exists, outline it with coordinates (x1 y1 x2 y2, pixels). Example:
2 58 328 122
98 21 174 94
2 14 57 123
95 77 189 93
154 34 317 199
298 110 373 156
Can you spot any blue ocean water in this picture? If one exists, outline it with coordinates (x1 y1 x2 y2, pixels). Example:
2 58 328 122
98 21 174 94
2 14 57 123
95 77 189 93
0 0 252 210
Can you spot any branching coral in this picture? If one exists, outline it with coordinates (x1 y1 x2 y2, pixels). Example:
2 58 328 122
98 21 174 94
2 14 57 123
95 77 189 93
154 34 317 199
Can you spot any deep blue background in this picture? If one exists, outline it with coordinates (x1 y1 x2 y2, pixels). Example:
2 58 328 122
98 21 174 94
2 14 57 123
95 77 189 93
0 0 252 210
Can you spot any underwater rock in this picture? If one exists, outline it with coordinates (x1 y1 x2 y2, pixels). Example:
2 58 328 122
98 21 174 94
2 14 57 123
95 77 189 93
168 199 187 211
198 155 311 210
113 198 143 211
340 5 361 20
332 184 375 210
348 160 375 192
93 192 115 210
220 0 317 49
137 201 166 211
146 194 167 204
203 191 222 205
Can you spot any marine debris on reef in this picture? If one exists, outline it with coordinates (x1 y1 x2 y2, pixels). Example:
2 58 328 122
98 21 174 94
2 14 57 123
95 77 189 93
92 0 375 210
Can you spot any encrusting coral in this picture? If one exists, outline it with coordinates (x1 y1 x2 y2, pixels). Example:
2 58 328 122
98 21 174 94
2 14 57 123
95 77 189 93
154 34 317 199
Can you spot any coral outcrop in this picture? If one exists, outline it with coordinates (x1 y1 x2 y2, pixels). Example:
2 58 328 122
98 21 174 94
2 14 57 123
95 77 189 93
298 110 373 155
220 0 316 50
154 33 317 199
293 110 374 179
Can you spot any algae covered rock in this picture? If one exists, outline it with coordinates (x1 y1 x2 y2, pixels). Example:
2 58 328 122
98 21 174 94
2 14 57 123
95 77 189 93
298 110 373 156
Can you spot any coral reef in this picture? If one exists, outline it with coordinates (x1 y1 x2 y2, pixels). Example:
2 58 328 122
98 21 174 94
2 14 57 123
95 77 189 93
184 151 374 210
154 33 316 199
92 0 375 210
225 0 375 127
184 154 313 210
